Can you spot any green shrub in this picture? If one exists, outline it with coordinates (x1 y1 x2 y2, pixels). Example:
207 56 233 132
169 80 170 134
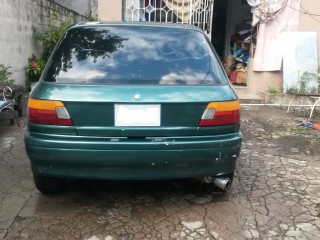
0 64 14 86
33 14 73 61
267 86 280 94
26 15 73 91
286 86 299 94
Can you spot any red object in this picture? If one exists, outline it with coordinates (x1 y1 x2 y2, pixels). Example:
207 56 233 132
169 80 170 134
229 71 237 82
199 110 240 126
31 61 38 69
313 123 320 130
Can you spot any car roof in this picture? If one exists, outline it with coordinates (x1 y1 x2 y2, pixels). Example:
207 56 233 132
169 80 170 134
68 21 203 32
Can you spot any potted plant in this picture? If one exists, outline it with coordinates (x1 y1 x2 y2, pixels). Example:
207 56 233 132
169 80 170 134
25 54 45 91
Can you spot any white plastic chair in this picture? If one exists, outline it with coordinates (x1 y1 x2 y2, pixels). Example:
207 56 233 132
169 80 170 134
287 83 320 119
309 83 320 119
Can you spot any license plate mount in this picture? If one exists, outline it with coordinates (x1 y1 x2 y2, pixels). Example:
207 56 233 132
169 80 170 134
114 104 161 127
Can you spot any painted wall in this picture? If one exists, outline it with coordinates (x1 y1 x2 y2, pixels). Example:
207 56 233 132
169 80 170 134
0 0 89 86
298 0 320 64
98 0 122 21
247 59 283 95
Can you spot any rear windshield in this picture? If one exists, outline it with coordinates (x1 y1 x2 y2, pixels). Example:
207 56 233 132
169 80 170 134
42 25 227 85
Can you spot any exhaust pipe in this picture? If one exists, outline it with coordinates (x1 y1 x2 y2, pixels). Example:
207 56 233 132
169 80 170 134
213 178 232 191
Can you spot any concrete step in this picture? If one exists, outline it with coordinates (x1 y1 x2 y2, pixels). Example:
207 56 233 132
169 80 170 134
232 86 265 104
237 93 265 104
232 85 248 95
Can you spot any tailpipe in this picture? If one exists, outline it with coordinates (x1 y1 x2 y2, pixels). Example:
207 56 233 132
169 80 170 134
213 177 232 191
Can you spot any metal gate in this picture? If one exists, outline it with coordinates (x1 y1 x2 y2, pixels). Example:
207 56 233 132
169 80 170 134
124 0 214 38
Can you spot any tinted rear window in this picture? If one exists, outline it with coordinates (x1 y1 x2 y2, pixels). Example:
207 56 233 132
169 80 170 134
42 25 227 85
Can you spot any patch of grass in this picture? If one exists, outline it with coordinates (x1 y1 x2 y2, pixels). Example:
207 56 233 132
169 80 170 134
291 127 312 134
267 86 281 94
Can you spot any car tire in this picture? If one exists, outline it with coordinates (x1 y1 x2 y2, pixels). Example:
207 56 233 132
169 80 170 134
33 174 65 194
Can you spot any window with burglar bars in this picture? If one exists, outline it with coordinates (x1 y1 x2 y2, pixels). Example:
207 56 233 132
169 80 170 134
124 0 214 38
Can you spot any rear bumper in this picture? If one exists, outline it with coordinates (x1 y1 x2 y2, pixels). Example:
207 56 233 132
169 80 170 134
25 132 242 180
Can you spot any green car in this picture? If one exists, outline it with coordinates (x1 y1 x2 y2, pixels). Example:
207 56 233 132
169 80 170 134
25 22 242 194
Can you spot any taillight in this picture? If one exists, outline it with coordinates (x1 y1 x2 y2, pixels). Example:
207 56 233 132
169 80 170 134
199 100 240 126
28 98 73 126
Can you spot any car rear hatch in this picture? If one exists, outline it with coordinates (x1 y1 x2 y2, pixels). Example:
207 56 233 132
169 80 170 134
28 24 240 138
29 83 239 137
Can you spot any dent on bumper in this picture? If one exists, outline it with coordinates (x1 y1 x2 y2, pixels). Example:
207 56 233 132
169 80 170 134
25 132 242 180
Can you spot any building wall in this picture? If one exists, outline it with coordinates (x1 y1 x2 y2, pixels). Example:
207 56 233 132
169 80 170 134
53 0 90 16
247 0 320 95
98 0 122 21
299 0 320 64
0 0 90 87
0 0 36 86
90 0 99 17
38 0 86 31
247 59 283 95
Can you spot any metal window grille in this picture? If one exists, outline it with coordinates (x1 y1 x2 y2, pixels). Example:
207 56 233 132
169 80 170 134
124 0 214 38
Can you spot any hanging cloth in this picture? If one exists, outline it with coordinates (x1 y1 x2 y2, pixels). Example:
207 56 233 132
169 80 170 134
247 0 260 7
247 0 261 26
253 0 300 71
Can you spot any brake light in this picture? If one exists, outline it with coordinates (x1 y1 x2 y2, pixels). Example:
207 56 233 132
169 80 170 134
199 100 240 126
28 98 73 125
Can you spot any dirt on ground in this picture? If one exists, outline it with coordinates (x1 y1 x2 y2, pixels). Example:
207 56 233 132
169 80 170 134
241 105 320 159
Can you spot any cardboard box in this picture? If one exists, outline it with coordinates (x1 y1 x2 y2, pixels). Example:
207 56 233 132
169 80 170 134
236 71 247 84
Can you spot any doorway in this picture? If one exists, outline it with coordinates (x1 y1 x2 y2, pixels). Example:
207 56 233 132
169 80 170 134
211 0 252 85
211 0 228 60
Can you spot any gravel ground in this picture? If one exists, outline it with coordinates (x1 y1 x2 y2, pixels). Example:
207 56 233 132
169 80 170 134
0 105 319 240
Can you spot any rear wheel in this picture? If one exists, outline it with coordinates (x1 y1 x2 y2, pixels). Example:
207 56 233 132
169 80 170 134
33 174 65 194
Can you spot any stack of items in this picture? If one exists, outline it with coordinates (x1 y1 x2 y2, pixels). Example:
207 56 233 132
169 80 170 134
225 60 248 86
233 63 247 86
225 41 250 86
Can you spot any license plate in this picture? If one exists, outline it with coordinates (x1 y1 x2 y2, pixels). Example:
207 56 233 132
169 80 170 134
114 104 161 126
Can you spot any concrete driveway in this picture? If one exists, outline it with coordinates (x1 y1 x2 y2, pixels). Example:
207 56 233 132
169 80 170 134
0 105 319 240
